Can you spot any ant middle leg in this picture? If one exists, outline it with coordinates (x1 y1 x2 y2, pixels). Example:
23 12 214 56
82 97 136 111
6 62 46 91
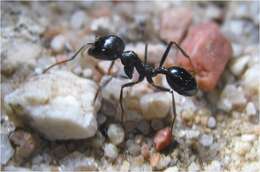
147 79 177 130
119 77 144 122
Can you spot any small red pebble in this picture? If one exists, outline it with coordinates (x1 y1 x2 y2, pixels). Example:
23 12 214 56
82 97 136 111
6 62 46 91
176 21 233 91
153 127 172 151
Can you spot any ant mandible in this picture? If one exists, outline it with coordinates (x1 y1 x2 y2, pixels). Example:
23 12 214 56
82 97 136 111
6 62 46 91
43 35 197 131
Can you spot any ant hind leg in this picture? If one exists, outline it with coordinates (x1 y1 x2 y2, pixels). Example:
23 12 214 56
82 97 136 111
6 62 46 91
147 79 177 131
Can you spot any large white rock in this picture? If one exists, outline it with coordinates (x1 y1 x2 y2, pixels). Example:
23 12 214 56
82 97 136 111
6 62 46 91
4 70 100 140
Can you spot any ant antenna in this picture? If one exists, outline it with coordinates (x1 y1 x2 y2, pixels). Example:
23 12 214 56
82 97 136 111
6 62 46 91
43 43 93 73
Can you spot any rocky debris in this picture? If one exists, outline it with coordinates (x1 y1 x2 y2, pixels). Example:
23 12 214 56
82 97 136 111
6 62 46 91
141 143 150 160
9 130 42 164
4 70 100 140
103 143 119 160
137 120 151 135
160 7 192 43
205 160 222 172
176 22 233 91
126 139 141 156
60 151 97 171
218 84 247 112
140 92 171 119
153 127 172 151
2 39 42 75
151 119 164 131
0 133 14 165
70 10 87 30
149 152 160 168
107 123 125 145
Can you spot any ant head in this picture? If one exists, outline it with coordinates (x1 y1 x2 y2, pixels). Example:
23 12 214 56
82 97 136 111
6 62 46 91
166 66 197 96
88 35 125 60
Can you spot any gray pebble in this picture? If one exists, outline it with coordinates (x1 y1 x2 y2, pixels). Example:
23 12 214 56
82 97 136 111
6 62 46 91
200 134 214 147
207 116 217 129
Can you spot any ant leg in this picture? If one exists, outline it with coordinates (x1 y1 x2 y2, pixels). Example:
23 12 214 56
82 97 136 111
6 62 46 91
159 41 192 68
147 79 177 130
43 43 91 73
120 78 143 122
144 43 148 64
93 61 116 104
107 61 115 75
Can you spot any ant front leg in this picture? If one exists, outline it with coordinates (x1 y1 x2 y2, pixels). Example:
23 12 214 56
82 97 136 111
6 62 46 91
93 61 116 104
147 78 177 130
119 77 144 122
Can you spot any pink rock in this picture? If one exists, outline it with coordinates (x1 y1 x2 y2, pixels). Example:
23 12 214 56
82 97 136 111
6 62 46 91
153 127 172 151
176 22 233 91
160 8 192 43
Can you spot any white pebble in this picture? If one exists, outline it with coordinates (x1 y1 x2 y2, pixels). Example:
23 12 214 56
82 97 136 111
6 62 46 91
234 140 251 155
140 92 171 119
50 34 66 52
70 10 86 30
107 124 125 145
82 68 93 78
104 143 119 160
0 133 14 165
230 55 249 76
185 129 200 140
241 134 256 142
164 166 179 172
188 162 200 172
245 102 257 116
205 160 222 172
218 84 247 112
200 134 214 147
207 116 217 129
242 64 260 94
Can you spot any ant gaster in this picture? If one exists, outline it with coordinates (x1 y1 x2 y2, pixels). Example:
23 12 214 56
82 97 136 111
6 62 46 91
43 35 197 130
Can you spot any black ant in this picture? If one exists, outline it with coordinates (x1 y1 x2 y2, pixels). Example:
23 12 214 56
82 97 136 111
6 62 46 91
43 35 197 131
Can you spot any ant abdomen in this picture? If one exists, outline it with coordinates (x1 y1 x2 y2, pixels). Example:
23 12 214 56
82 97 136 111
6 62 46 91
166 66 197 96
88 35 125 60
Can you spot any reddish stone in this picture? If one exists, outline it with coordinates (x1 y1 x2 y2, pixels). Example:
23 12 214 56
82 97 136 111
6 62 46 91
176 22 233 91
153 127 172 151
160 8 192 43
